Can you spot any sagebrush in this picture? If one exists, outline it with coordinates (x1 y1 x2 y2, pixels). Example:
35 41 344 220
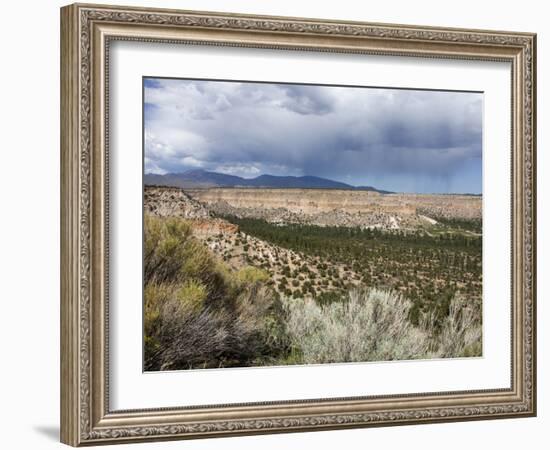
281 289 481 365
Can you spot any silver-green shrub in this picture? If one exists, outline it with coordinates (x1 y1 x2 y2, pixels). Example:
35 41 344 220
282 288 481 364
282 289 430 364
434 294 482 358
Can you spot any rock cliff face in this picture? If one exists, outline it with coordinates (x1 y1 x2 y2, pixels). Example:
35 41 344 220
186 188 414 215
145 186 481 233
185 188 481 229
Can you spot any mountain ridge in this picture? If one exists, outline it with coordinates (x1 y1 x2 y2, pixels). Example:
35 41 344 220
144 169 392 194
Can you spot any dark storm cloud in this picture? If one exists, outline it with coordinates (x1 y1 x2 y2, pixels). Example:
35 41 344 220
144 78 482 193
280 85 335 115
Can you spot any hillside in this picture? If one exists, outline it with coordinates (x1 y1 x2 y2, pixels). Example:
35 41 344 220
144 186 238 237
144 185 211 219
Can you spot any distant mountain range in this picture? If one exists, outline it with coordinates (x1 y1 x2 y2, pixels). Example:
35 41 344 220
144 169 392 193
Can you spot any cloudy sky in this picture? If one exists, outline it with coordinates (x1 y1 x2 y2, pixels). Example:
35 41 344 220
144 77 482 194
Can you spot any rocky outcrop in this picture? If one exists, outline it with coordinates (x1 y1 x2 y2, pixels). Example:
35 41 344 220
190 219 238 239
144 186 237 238
144 186 211 219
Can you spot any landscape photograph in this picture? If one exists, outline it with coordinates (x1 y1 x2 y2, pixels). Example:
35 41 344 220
143 77 483 371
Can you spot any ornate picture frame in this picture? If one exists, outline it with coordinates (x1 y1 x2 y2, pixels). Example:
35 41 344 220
60 3 536 446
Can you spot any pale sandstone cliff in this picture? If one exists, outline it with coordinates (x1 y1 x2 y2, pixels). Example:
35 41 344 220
185 188 481 229
186 188 413 215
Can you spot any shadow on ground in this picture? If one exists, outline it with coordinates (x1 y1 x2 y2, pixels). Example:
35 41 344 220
33 425 59 441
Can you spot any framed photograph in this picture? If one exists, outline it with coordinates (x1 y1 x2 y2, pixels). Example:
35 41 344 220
60 3 537 446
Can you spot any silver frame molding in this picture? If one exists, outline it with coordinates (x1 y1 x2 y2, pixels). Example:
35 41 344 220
60 3 536 446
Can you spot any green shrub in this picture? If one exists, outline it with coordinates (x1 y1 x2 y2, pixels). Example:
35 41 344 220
235 266 269 284
176 279 207 311
315 290 346 306
143 215 286 370
144 216 193 284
